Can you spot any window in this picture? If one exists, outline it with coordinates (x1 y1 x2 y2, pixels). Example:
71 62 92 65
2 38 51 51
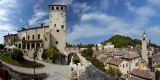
31 43 35 48
56 41 58 44
54 24 56 27
22 37 25 40
126 63 128 67
135 62 138 67
32 35 34 40
123 64 125 68
57 30 59 32
143 38 145 40
56 7 58 10
19 44 21 48
61 25 64 29
27 44 30 49
38 34 40 39
52 7 54 10
61 7 63 10
27 36 29 40
23 44 26 49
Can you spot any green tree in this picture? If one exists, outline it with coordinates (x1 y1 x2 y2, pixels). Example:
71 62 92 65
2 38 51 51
81 48 93 57
0 44 4 49
72 54 80 64
44 46 61 63
106 67 122 79
11 49 24 61
155 70 160 80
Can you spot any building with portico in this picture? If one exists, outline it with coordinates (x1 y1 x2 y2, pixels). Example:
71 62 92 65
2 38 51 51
3 5 66 59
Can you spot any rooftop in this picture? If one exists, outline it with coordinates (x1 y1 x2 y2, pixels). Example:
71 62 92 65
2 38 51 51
17 25 49 32
131 69 155 80
107 58 124 66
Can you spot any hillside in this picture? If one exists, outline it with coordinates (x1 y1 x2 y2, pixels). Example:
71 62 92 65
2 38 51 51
101 35 159 48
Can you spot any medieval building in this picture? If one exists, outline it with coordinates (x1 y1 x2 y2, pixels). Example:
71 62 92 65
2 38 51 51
4 5 66 59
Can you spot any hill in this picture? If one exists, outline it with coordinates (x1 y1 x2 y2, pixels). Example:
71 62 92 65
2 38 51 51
101 35 160 48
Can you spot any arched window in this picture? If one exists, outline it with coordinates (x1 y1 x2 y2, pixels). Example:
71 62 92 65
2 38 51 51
28 35 30 40
37 43 40 48
22 37 25 40
32 35 34 40
38 34 40 39
19 44 21 48
27 44 30 49
23 44 26 49
31 43 35 48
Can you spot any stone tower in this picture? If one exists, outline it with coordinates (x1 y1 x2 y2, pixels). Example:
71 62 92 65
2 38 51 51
141 31 148 63
48 5 66 53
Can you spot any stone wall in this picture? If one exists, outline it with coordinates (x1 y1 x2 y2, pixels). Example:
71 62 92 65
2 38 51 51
1 62 48 80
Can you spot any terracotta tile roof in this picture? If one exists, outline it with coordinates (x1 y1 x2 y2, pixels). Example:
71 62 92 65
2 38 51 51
107 58 124 66
122 52 140 60
96 54 110 63
131 69 155 80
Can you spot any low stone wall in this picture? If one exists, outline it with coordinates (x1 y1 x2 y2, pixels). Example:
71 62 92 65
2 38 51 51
2 63 48 80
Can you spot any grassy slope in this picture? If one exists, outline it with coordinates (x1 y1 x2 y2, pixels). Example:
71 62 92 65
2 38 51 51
0 55 44 68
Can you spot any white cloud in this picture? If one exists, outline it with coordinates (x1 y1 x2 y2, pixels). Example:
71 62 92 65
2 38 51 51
71 2 96 14
28 6 48 26
148 0 160 5
52 0 73 5
0 0 19 44
68 12 143 43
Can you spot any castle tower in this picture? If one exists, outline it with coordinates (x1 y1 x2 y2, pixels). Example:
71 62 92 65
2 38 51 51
141 31 148 63
48 5 66 53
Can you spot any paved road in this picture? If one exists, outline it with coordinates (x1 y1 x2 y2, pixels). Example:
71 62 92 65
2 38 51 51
1 56 71 80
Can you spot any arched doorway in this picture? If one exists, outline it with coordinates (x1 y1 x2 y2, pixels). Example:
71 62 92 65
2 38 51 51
67 53 75 64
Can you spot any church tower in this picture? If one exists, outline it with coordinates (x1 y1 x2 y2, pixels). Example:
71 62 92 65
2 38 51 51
48 5 66 53
141 31 148 63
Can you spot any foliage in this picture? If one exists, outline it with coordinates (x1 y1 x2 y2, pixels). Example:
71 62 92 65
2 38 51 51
42 49 47 60
81 48 105 71
11 49 24 61
0 54 44 68
0 44 4 49
102 35 160 48
76 43 94 48
81 48 93 58
155 70 160 80
42 46 62 63
106 67 122 79
72 54 80 64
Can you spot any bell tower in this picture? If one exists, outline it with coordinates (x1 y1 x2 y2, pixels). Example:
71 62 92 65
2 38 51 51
141 31 148 63
48 5 66 53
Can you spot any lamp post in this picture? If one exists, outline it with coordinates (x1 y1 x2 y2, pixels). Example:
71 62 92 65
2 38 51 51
33 47 37 80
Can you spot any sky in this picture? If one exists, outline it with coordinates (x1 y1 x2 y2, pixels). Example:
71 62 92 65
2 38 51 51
0 0 160 45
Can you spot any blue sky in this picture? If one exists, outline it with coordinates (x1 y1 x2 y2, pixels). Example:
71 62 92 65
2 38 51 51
0 0 160 45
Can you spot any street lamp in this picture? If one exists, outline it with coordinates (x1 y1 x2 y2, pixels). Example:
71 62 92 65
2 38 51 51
33 47 37 79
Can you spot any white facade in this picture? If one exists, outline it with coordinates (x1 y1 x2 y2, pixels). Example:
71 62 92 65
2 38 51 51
104 42 114 49
97 43 103 51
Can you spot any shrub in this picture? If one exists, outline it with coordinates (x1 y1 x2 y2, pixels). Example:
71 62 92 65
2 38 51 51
42 49 47 60
42 46 62 63
106 67 122 78
11 49 24 61
72 54 80 64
